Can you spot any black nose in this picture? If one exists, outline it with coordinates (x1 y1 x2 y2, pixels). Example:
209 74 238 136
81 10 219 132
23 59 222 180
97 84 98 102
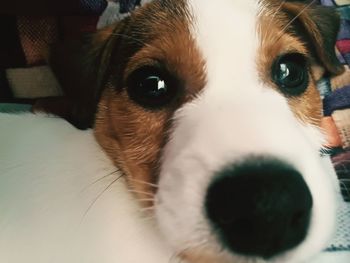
205 157 313 259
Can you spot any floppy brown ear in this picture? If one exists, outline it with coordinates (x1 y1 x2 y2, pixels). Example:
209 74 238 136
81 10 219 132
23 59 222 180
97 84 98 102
283 1 344 76
42 19 129 129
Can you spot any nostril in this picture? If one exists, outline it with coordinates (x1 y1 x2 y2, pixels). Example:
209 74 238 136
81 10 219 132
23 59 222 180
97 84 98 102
205 156 313 259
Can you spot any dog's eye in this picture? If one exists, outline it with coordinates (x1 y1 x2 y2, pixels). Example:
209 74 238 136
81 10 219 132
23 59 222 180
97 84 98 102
272 53 309 96
126 66 178 109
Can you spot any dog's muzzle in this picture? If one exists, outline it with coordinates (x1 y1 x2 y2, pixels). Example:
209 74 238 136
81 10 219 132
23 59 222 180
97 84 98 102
205 156 313 259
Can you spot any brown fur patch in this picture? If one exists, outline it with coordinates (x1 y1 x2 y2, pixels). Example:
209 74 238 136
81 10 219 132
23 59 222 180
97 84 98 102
94 0 206 202
257 0 343 127
282 1 344 75
180 248 225 263
46 0 342 208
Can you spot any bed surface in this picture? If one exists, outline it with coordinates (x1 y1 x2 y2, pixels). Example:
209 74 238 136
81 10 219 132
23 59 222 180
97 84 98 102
0 112 173 263
0 112 349 262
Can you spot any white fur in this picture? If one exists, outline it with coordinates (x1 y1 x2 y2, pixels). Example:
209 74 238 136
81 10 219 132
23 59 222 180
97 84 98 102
155 1 340 262
0 113 172 263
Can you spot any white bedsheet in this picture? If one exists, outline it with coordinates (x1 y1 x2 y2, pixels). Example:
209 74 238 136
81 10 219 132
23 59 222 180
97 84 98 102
0 113 172 263
0 113 349 263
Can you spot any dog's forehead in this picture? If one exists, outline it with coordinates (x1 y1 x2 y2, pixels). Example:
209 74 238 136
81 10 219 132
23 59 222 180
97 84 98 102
129 0 266 63
134 0 261 92
182 0 261 100
132 0 321 125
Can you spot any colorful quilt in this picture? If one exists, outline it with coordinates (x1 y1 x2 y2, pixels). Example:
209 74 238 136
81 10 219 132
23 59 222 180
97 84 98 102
317 0 350 204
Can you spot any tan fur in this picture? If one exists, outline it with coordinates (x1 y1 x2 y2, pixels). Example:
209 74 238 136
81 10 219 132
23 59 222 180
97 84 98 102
258 3 323 127
94 0 206 202
282 1 344 76
181 249 225 263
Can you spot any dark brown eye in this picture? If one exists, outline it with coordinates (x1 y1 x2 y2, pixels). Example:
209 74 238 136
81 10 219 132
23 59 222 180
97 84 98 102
126 66 179 109
272 53 309 96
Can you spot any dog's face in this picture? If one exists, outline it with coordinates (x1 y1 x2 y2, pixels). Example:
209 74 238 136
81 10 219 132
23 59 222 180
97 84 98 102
86 0 343 262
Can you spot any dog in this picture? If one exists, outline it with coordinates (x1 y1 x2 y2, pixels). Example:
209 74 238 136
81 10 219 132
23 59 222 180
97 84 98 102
33 0 345 262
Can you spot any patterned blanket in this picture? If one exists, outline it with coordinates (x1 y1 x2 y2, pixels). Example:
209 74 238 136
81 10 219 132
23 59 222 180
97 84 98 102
317 0 350 203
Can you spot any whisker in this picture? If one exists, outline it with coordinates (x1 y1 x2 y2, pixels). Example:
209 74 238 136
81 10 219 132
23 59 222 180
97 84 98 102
141 206 154 210
274 0 316 43
81 170 121 192
81 174 123 223
0 163 26 172
111 32 147 46
169 249 183 263
272 0 286 19
277 0 316 37
128 177 159 188
139 206 155 213
169 239 210 263
339 179 350 182
137 198 155 202
340 191 350 200
139 215 156 222
128 189 154 197
169 253 183 263
339 181 350 198
261 0 286 46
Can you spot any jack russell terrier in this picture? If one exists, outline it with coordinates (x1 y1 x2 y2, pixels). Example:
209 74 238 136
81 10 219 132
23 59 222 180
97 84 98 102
30 0 345 262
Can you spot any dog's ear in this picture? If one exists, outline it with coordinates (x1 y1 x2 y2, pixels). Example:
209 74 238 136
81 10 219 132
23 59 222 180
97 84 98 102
47 19 129 129
282 1 344 76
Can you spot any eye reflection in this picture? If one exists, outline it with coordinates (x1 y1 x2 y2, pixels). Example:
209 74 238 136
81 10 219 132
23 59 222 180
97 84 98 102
272 53 309 96
126 66 179 109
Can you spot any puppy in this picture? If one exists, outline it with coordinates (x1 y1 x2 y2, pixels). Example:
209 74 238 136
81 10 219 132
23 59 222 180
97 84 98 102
37 0 345 262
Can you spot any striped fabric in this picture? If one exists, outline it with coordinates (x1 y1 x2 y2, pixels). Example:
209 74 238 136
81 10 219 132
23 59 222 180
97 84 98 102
318 0 350 203
318 0 350 254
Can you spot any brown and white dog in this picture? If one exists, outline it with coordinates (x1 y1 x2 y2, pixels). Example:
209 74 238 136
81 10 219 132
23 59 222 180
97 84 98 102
36 0 344 262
